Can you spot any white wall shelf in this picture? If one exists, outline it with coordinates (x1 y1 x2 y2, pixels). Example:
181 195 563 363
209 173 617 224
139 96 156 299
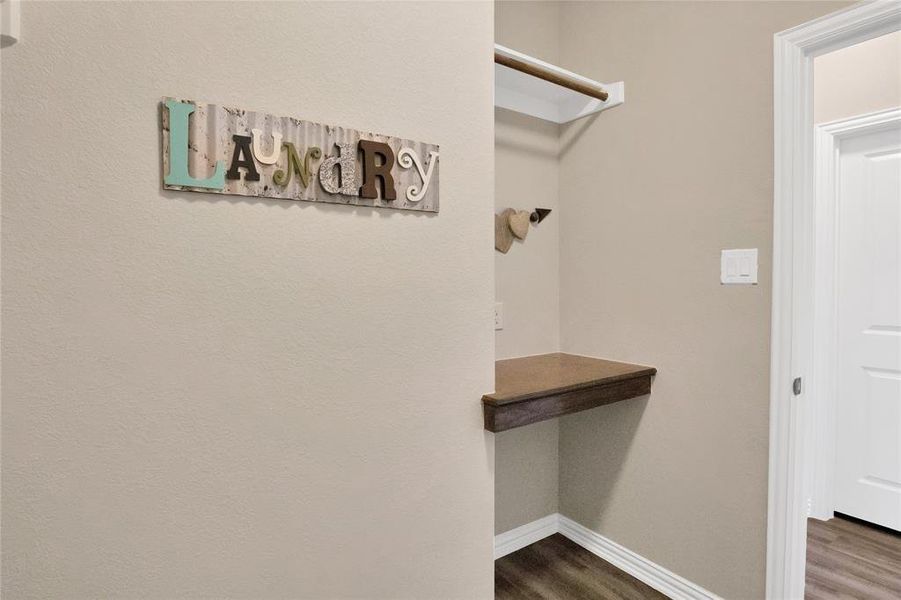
494 44 624 124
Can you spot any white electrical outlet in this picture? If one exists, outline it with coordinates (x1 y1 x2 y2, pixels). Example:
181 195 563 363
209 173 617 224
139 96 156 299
494 302 504 330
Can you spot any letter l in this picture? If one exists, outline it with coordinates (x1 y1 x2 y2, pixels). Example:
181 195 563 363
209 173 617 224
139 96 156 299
164 99 225 189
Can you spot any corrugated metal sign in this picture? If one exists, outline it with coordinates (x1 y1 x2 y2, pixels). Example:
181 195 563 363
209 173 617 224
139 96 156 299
161 98 439 212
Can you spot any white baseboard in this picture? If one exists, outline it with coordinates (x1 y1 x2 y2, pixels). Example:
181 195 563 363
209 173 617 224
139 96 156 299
494 513 721 600
493 513 559 559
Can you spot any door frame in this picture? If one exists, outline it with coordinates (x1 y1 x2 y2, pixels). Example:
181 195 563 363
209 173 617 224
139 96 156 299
768 2 901 598
807 108 901 522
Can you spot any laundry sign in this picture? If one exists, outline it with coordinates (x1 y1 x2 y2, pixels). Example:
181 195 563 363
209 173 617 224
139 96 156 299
161 98 440 212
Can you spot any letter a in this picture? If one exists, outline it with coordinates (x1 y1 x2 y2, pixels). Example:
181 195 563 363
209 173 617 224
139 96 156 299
226 135 261 182
164 99 225 189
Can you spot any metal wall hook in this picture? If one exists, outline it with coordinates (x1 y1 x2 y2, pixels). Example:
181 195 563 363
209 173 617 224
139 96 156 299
530 208 552 224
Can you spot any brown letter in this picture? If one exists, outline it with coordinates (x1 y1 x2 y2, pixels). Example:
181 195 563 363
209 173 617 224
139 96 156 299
226 135 260 182
358 140 396 201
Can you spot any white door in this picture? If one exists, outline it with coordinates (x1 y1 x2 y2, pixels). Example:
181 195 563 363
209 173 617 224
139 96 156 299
834 122 901 531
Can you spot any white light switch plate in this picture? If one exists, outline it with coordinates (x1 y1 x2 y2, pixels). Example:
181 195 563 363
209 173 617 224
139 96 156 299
721 249 758 285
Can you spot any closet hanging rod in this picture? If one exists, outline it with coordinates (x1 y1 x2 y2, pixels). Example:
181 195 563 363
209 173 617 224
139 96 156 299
494 44 609 102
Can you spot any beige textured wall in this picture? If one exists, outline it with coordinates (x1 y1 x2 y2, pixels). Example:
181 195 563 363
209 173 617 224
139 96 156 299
815 30 901 124
494 420 559 534
495 0 561 361
556 2 849 598
494 0 560 535
1 2 495 598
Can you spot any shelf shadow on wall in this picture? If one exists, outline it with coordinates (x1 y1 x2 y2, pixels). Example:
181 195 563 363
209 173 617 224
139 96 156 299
559 112 601 159
495 108 561 160
558 393 650 527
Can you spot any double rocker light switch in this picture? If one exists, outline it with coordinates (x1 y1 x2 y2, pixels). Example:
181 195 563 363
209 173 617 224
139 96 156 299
721 249 758 285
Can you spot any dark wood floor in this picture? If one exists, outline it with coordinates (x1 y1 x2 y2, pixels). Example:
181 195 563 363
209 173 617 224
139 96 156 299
806 515 901 599
495 534 666 600
495 517 901 599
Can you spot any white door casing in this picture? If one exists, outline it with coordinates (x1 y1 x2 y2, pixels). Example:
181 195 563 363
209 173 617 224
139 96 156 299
770 3 901 598
833 121 901 531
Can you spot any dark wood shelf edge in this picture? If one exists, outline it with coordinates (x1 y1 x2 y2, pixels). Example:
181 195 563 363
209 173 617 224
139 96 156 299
482 366 657 406
482 371 655 433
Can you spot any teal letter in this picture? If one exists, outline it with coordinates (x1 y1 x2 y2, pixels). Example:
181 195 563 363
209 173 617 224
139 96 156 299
164 100 225 189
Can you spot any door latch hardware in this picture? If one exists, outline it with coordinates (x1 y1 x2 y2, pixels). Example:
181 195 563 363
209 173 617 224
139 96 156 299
793 377 802 396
